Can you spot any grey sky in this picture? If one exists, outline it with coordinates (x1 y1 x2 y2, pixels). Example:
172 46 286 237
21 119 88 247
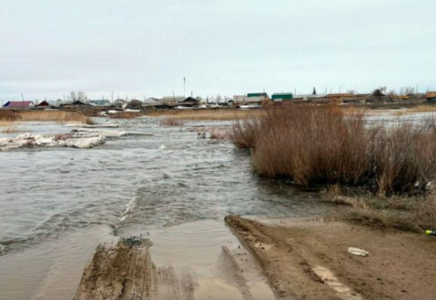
1 0 435 101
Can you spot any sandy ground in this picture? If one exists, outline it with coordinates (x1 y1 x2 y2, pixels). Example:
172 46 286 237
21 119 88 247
225 216 436 300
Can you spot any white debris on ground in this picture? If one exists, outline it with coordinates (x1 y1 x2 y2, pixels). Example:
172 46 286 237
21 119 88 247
348 247 369 257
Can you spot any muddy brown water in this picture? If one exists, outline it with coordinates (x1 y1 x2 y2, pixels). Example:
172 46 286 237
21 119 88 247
0 118 331 300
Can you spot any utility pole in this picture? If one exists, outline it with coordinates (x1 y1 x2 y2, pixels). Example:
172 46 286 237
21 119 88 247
183 77 186 98
111 91 114 103
21 93 24 101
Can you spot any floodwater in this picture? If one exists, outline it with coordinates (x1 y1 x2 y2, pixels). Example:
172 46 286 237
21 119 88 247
0 117 330 300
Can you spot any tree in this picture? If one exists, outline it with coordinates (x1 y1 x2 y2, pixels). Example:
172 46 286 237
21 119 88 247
68 91 88 102
378 86 387 95
388 90 397 97
400 87 415 95
312 87 317 95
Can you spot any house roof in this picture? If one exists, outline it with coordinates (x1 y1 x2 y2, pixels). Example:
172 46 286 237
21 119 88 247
425 92 436 99
89 99 111 106
3 101 34 108
37 100 50 106
181 97 199 102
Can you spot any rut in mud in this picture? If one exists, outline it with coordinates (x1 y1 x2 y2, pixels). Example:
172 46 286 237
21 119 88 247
74 238 195 300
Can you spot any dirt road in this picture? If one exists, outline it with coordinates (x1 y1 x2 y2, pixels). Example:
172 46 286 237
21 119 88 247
225 216 436 300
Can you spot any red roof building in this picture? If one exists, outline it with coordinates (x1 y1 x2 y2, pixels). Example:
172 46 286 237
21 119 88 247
3 101 35 109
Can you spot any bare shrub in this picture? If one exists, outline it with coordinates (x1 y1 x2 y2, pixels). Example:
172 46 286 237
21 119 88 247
231 104 436 196
18 110 93 124
159 118 185 127
229 117 261 148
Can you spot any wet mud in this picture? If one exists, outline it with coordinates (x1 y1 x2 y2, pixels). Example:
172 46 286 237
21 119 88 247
226 215 436 300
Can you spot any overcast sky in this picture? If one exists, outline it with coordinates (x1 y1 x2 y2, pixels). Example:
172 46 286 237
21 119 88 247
1 0 435 101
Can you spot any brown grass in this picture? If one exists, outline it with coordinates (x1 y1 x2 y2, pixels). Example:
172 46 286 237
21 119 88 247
108 112 143 119
17 110 93 124
324 186 436 232
231 104 436 196
394 105 436 116
0 122 22 133
0 110 21 121
148 109 262 121
159 118 185 127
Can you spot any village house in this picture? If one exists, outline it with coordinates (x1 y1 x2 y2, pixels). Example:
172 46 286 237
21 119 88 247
161 96 184 107
425 92 436 103
271 93 293 102
143 98 163 107
36 100 50 108
233 93 269 106
179 97 200 107
2 101 35 109
89 99 112 107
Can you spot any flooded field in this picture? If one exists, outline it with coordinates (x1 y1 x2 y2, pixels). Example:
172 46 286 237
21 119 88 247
0 117 329 300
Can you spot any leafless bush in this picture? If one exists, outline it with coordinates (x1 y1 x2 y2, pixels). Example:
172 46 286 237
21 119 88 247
231 104 436 196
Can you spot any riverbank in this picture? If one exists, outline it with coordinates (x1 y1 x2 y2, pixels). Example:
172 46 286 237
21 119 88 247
226 215 436 300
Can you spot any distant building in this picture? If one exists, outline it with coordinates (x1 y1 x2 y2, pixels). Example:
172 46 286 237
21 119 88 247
89 99 112 106
161 96 184 107
2 101 35 109
180 97 200 107
272 93 293 102
143 98 162 107
233 93 269 105
425 92 436 102
127 99 143 109
71 100 90 105
36 100 50 107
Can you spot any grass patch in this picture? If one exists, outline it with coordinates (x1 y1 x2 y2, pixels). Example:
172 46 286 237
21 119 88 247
231 104 436 196
17 110 93 124
324 185 436 232
148 109 262 121
394 105 436 116
0 110 21 121
108 112 143 119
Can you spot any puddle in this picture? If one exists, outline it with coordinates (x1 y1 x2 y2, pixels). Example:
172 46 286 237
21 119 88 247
123 219 275 300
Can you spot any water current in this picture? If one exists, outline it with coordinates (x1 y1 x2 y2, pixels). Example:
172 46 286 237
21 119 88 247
0 117 332 299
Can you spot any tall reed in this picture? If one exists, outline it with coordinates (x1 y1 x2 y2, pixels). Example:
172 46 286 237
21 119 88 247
230 104 436 196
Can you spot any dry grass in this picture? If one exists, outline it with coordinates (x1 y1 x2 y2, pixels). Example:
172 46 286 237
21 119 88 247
0 110 21 121
17 110 93 124
231 104 436 196
159 118 185 127
324 186 436 232
108 112 143 119
148 109 262 121
394 105 436 116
